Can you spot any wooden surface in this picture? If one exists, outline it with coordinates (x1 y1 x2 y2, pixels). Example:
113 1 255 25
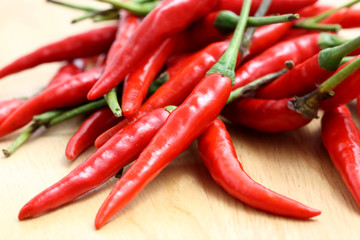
0 1 360 239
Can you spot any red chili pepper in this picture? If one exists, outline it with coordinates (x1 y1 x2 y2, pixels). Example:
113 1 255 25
0 25 116 79
0 99 23 125
216 0 317 15
256 35 360 99
166 52 193 69
65 107 119 160
233 33 323 90
95 41 229 148
122 37 176 117
106 11 140 63
47 60 85 88
198 118 320 218
0 66 103 137
321 105 360 207
18 107 172 220
87 0 220 100
94 0 251 228
222 98 311 132
297 4 332 18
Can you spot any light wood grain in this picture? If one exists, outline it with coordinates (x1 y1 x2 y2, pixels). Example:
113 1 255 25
1 0 360 239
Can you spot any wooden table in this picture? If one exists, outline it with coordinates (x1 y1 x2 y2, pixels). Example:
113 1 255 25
1 0 359 239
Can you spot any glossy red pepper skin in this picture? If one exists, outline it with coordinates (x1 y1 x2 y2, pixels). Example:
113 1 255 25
0 25 116 79
122 38 176 117
296 4 331 18
65 107 119 160
94 73 232 229
95 41 229 148
321 105 360 207
18 107 171 220
216 0 317 15
339 8 360 28
256 53 334 99
88 0 219 100
0 66 103 137
198 118 321 218
47 60 85 88
222 98 311 133
0 99 23 125
233 33 322 90
320 56 360 111
106 11 140 63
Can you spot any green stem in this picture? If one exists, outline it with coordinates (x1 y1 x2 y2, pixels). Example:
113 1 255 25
207 0 252 84
240 0 272 58
294 23 341 33
104 87 122 117
47 0 101 12
214 11 299 32
319 35 360 70
340 56 355 65
93 11 120 22
226 61 294 104
48 99 107 126
95 0 160 16
317 33 348 49
33 109 66 125
290 56 360 119
147 72 169 97
72 8 117 24
2 125 39 157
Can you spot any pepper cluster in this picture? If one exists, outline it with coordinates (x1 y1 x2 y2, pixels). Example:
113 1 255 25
1 0 360 230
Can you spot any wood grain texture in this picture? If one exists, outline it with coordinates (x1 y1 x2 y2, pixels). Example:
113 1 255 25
0 0 360 239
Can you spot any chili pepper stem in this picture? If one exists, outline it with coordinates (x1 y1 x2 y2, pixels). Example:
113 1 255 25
48 99 107 126
207 0 252 84
226 61 294 104
290 56 360 119
95 0 160 16
71 9 117 24
319 35 360 71
318 33 348 49
104 88 122 117
47 0 101 12
214 11 299 32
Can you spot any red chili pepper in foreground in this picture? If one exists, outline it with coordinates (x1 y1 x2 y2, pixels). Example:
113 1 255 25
222 98 311 133
232 33 323 90
0 99 23 125
18 107 172 220
198 118 321 218
0 66 103 137
65 107 119 160
47 60 85 88
122 37 176 117
87 0 219 100
0 25 116 79
321 105 360 207
216 0 317 15
94 0 251 229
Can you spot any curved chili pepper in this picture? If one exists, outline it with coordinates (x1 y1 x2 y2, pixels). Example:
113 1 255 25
87 0 219 100
106 10 140 63
95 40 230 148
256 35 360 99
233 33 323 90
122 37 176 117
94 0 251 228
166 52 193 69
297 4 332 18
198 118 320 218
18 107 172 220
321 105 360 207
0 99 23 125
0 66 103 137
65 107 119 160
216 0 317 15
47 60 85 88
222 98 311 132
0 25 116 79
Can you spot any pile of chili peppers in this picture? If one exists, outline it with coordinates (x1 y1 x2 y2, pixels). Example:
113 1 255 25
1 0 360 230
